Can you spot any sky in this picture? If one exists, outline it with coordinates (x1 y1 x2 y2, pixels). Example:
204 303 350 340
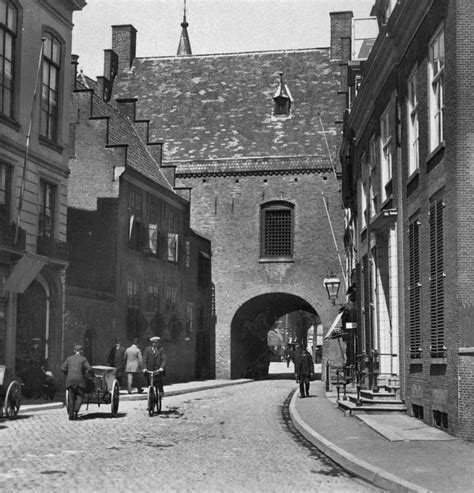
72 0 377 78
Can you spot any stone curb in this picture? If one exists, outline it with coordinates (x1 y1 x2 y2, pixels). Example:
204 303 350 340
288 390 431 493
19 379 253 412
117 379 253 401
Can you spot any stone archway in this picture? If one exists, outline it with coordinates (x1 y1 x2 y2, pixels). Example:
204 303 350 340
230 292 319 379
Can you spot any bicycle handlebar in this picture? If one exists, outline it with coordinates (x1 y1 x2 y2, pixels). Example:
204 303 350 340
144 369 164 375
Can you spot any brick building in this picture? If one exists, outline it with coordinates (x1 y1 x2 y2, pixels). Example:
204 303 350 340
341 0 474 439
66 64 214 383
88 10 357 380
0 0 85 392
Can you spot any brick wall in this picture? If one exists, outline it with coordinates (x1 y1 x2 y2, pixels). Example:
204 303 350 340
178 168 344 378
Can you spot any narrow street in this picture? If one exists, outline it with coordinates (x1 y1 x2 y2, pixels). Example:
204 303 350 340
0 380 378 492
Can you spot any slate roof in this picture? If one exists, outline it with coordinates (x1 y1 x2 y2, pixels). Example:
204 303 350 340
78 80 174 192
112 48 342 168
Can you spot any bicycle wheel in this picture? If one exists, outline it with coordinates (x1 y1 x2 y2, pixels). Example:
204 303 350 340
147 385 155 417
156 388 162 414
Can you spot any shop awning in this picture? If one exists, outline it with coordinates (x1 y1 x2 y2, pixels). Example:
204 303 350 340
324 311 344 340
2 253 46 295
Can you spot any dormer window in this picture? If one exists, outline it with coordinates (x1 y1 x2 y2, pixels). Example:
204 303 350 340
273 72 293 117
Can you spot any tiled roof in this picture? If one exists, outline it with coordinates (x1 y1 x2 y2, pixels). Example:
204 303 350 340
173 155 333 177
112 48 342 167
78 80 174 191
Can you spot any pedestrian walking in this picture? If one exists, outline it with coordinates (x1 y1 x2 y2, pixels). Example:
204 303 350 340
295 346 314 398
107 338 126 387
142 336 167 396
61 344 93 420
124 338 143 394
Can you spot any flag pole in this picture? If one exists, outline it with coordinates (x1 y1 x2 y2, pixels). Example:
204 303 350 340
15 38 46 244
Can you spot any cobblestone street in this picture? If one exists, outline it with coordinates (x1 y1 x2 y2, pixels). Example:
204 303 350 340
0 380 377 492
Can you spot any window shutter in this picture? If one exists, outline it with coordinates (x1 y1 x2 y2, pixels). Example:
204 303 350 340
362 255 373 353
409 220 421 357
430 200 445 356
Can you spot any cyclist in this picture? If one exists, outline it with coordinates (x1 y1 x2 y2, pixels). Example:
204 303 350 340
142 336 167 397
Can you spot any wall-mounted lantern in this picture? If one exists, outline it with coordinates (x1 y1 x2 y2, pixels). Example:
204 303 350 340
323 275 341 305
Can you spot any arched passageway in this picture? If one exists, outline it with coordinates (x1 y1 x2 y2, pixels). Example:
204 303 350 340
230 292 319 379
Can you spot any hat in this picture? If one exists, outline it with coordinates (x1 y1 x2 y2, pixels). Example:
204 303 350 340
150 336 161 342
74 344 83 352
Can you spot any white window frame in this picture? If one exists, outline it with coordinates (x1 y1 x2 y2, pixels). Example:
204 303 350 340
384 0 397 23
368 135 377 218
428 26 445 152
407 67 419 175
380 106 392 203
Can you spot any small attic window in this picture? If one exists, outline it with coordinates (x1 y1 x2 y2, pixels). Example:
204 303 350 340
273 72 293 117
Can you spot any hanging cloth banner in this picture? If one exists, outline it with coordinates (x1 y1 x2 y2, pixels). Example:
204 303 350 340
128 215 134 240
148 224 158 254
2 253 47 295
323 311 344 341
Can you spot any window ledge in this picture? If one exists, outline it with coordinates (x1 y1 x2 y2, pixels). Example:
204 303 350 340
39 135 64 153
430 357 447 365
426 141 445 172
407 168 420 185
459 347 474 356
0 113 21 131
259 257 294 264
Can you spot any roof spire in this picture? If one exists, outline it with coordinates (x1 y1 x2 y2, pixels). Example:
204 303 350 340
177 0 192 56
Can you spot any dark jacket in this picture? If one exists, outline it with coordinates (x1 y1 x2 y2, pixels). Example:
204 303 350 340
61 353 93 388
296 350 314 377
107 345 125 371
142 346 167 372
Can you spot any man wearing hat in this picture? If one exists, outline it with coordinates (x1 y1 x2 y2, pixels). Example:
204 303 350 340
142 336 167 396
61 344 93 420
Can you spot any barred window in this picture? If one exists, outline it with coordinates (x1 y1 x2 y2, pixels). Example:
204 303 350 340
408 219 421 358
261 202 294 258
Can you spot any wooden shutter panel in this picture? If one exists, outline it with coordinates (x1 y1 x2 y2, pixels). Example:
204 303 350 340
429 200 445 356
409 220 421 357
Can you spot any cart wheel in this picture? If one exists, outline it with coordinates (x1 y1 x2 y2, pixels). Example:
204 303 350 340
147 386 155 417
111 380 119 417
4 380 21 418
65 389 73 419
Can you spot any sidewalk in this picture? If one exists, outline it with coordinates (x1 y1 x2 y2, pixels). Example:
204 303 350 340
290 380 474 493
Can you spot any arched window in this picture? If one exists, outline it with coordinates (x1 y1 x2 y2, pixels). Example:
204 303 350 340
260 201 294 260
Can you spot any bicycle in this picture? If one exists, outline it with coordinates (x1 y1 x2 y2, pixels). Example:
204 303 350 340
145 369 163 416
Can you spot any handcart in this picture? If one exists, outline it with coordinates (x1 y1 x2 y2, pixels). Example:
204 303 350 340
65 365 120 418
0 364 22 418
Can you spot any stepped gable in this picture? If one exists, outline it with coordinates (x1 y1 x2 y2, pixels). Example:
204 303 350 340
174 155 333 178
112 48 342 164
77 79 174 192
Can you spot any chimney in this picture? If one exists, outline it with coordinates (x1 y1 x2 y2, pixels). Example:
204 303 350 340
71 54 79 90
330 11 353 61
112 24 137 71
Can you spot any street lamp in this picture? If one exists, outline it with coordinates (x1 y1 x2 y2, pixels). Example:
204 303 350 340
324 275 341 305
